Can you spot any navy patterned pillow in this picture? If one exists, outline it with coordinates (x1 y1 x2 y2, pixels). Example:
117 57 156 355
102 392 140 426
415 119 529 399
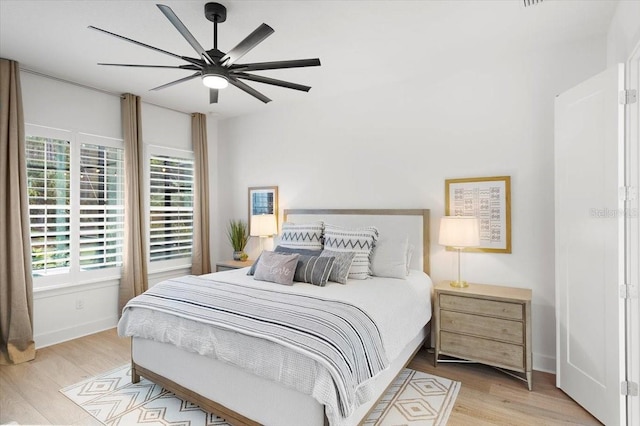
274 246 323 256
246 253 263 276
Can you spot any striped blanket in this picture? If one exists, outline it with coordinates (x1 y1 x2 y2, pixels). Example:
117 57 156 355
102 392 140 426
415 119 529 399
119 275 389 416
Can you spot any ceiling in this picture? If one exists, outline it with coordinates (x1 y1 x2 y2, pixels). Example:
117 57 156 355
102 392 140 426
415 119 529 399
0 0 618 118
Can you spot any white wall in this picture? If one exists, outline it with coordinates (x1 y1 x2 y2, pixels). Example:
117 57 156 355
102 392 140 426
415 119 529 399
21 73 195 347
215 36 607 373
21 73 122 347
606 0 640 65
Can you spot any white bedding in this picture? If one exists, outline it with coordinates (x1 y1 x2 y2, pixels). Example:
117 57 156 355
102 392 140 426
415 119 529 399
118 268 432 425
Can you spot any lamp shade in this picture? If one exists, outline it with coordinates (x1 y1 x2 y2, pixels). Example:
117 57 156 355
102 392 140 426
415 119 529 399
250 214 277 237
439 216 480 248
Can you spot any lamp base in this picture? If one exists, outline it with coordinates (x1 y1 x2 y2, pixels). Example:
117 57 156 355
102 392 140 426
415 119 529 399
449 280 469 288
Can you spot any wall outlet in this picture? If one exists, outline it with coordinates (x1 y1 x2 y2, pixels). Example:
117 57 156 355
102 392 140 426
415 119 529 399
75 299 84 310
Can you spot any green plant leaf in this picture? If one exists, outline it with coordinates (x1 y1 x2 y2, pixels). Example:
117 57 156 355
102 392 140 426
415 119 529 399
226 219 249 251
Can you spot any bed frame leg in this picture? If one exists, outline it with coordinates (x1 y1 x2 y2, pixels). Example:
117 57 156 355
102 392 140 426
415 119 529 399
131 362 140 384
130 338 140 383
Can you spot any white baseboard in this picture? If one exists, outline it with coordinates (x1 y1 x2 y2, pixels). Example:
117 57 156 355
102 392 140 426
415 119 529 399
533 352 556 374
34 316 118 349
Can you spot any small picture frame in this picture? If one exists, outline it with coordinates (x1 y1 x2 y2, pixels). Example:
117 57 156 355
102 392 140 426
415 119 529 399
248 186 278 235
445 176 511 253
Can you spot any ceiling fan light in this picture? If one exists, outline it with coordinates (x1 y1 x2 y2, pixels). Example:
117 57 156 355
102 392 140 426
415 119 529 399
202 74 228 89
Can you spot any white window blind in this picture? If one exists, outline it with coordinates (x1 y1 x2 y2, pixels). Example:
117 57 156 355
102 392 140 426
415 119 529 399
79 143 124 270
149 154 194 263
26 136 71 275
26 128 124 282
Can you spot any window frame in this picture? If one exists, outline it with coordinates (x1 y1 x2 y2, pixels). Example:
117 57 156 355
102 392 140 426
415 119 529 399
26 124 124 290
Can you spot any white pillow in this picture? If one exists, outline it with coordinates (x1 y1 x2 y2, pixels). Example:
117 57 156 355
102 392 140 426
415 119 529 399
371 237 409 280
323 224 378 280
278 221 323 250
406 244 415 275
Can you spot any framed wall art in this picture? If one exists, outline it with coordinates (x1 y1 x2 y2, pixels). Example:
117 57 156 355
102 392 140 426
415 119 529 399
248 186 278 234
444 176 511 253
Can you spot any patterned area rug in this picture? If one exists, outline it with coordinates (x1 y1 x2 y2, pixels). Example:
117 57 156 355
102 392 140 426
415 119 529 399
61 365 459 426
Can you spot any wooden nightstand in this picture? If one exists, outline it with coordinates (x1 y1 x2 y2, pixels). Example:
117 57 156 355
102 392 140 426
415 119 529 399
433 281 533 390
215 259 254 272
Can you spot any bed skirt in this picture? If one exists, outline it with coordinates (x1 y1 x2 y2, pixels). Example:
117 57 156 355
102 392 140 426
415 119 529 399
131 323 430 426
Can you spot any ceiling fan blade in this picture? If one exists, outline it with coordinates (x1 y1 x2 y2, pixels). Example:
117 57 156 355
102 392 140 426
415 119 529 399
150 72 201 91
156 4 215 65
88 25 187 61
234 72 311 92
230 58 321 72
221 23 274 67
98 63 201 70
228 77 271 103
209 88 219 104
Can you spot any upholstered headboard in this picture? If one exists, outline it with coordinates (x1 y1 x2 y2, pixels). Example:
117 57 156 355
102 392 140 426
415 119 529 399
282 209 430 275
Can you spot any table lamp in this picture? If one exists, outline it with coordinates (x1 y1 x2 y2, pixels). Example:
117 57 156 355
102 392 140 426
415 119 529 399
250 214 277 253
439 216 480 288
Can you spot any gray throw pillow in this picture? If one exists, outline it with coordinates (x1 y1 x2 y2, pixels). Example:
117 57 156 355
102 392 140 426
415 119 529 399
294 255 335 287
319 249 356 284
247 246 323 276
253 251 299 286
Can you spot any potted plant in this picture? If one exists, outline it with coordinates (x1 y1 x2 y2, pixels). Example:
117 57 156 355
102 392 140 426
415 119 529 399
227 219 249 261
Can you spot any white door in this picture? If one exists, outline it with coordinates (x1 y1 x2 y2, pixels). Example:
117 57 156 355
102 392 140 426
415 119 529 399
555 64 626 425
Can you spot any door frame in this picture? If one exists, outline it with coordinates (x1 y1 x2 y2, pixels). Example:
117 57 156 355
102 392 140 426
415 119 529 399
625 40 640 426
554 64 627 425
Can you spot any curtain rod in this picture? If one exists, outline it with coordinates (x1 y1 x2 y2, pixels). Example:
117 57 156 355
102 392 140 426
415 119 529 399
19 67 192 116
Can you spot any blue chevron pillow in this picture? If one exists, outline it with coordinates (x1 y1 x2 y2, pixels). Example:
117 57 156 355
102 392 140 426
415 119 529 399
278 221 324 250
323 224 379 280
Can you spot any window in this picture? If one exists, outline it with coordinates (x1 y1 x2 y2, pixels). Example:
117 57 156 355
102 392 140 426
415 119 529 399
26 125 124 285
148 152 194 266
79 143 124 270
26 135 71 275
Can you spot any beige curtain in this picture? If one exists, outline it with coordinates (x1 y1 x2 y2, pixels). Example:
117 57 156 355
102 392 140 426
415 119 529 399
0 58 36 365
119 93 148 313
191 113 211 275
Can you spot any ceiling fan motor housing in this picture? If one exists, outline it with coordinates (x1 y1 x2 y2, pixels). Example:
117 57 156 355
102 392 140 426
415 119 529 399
90 2 320 104
205 2 227 23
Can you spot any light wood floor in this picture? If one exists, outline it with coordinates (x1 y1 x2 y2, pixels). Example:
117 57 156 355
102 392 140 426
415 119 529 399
0 328 601 425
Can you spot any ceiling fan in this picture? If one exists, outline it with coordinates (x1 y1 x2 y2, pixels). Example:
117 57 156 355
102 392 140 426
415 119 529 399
89 2 321 104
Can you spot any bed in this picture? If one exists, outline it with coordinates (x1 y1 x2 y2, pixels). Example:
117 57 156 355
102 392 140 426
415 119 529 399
119 208 432 426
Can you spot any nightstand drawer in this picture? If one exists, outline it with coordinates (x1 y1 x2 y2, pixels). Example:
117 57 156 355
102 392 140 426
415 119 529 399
440 310 523 344
440 294 523 320
440 331 524 370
